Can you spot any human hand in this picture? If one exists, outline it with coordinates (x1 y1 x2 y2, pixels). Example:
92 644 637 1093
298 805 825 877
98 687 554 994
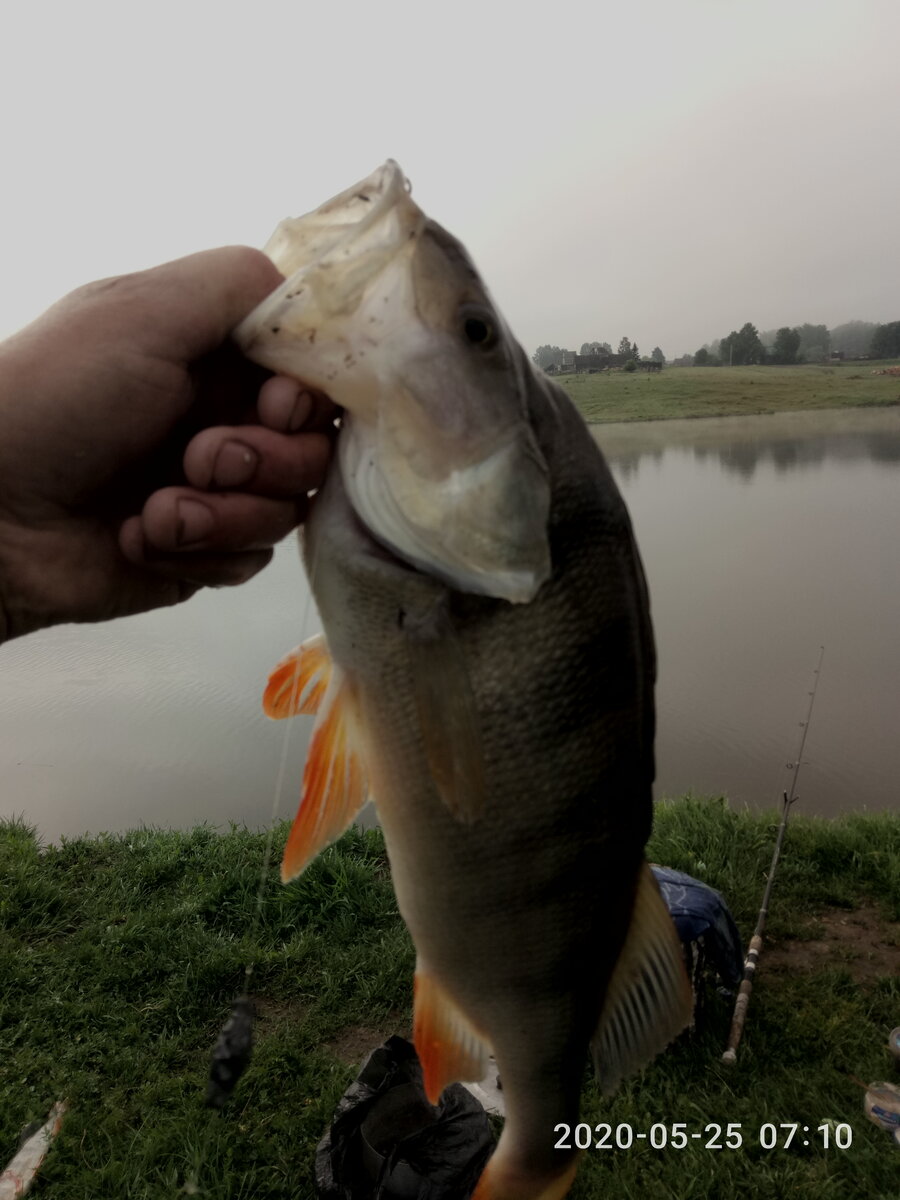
0 247 335 643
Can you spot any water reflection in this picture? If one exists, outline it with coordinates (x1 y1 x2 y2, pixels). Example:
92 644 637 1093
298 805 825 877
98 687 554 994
596 407 900 819
700 429 900 480
602 407 900 482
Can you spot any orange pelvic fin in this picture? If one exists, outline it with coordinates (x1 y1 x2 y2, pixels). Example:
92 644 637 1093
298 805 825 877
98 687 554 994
413 967 490 1104
471 1152 580 1200
280 661 369 882
263 633 331 719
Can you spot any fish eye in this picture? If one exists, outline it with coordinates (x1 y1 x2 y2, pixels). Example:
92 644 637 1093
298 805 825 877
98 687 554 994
460 307 497 349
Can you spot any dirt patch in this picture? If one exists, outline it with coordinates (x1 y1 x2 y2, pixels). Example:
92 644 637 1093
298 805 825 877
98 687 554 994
765 903 900 985
253 996 308 1036
325 1017 411 1067
250 999 409 1065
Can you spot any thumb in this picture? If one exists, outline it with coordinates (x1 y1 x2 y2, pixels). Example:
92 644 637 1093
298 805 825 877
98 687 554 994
123 246 284 363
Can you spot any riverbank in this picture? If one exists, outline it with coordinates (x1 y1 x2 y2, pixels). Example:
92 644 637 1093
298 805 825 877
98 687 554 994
2 799 898 1198
558 360 900 423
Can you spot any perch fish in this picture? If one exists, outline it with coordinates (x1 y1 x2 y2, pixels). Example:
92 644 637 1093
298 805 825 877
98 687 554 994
234 161 692 1200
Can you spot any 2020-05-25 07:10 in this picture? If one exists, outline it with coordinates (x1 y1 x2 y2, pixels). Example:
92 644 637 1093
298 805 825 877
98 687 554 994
552 1121 853 1151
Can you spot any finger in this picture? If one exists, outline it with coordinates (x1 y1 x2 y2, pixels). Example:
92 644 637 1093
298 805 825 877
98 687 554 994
257 375 340 433
182 426 332 496
138 488 305 554
149 247 285 360
120 518 273 587
71 247 284 363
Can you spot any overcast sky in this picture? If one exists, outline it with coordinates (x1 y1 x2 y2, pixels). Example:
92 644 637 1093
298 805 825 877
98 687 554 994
1 0 897 359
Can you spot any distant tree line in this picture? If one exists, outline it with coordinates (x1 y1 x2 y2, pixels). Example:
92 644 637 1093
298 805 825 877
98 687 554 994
871 321 900 358
685 319 900 367
534 320 899 372
532 338 666 369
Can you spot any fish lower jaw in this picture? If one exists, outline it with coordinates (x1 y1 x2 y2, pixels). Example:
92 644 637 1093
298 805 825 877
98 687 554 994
338 423 551 604
347 510 425 578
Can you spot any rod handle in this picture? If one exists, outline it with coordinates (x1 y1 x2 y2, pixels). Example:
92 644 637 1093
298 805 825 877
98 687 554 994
721 936 764 1065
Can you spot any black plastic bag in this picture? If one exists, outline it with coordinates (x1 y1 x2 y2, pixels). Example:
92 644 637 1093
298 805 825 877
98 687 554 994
316 1036 493 1199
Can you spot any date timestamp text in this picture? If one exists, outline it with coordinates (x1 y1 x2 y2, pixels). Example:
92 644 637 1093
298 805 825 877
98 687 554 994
553 1122 853 1151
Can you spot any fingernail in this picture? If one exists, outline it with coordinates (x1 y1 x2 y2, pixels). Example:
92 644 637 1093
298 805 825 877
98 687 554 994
212 440 259 487
288 391 313 431
176 499 215 547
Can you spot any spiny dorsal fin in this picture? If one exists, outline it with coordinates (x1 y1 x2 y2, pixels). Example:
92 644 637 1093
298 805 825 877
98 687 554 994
591 860 693 1095
275 646 369 882
405 599 485 824
414 965 491 1104
263 633 330 718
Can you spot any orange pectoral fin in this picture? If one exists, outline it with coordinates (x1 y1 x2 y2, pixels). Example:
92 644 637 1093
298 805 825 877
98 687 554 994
263 633 331 719
280 664 369 882
413 967 490 1104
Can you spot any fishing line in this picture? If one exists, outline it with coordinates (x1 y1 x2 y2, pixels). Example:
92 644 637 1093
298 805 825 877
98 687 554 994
182 540 323 1195
214 538 323 1070
179 532 328 1200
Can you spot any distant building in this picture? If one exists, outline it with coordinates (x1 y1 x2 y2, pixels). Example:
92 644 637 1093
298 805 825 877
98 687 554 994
572 353 631 372
574 353 609 371
553 351 662 374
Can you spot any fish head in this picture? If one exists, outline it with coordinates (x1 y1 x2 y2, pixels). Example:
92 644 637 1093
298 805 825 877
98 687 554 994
233 161 551 603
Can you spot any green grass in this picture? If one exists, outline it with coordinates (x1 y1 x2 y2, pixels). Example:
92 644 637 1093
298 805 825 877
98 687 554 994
554 361 900 423
2 801 898 1199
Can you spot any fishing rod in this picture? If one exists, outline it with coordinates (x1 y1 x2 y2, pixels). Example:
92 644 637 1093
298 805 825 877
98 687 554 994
721 645 825 1066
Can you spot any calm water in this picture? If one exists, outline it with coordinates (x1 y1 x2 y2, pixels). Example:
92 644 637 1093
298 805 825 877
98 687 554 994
1 407 897 841
599 407 900 819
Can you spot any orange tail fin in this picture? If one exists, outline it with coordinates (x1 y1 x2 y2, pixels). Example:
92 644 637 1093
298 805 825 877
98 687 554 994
471 1150 580 1200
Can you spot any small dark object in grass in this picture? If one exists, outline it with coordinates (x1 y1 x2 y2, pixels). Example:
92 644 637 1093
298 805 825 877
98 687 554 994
17 1119 45 1145
205 995 255 1109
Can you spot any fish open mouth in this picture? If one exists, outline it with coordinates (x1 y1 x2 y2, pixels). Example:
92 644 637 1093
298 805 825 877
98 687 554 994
262 160 414 278
233 160 423 361
235 161 553 605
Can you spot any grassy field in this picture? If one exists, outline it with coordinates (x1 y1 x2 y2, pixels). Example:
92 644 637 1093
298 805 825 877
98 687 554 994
2 801 899 1199
555 361 900 423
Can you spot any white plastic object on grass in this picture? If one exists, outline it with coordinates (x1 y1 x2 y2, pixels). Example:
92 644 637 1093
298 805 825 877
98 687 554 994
0 1101 68 1198
864 1082 900 1136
